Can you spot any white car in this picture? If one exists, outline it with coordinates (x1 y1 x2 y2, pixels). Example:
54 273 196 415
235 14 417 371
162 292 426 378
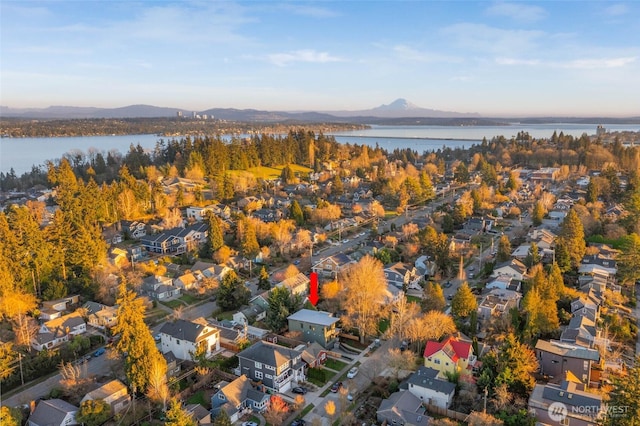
347 366 359 379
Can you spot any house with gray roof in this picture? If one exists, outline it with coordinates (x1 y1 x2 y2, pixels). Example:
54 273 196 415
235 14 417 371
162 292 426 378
236 340 306 393
287 309 340 349
28 399 78 426
529 379 603 426
141 275 181 301
32 311 86 351
400 366 456 409
312 253 354 278
211 375 270 423
535 340 600 386
159 317 220 361
376 390 430 426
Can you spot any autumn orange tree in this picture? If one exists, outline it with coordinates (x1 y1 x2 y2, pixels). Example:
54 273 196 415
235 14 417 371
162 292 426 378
341 256 389 343
264 395 289 425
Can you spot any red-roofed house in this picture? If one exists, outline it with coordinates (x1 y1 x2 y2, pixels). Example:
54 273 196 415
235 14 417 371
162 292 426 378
423 335 477 379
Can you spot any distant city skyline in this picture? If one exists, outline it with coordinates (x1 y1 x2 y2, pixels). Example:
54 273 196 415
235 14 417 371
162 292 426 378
1 1 639 117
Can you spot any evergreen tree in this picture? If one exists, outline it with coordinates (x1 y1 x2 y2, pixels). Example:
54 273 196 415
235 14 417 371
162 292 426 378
240 219 260 262
524 242 541 268
558 209 586 270
258 266 271 291
113 282 167 396
497 235 512 263
618 233 640 286
216 270 250 311
604 356 640 426
531 201 545 226
289 200 304 225
205 213 224 255
451 282 478 320
454 162 469 183
554 241 571 272
422 282 446 312
495 333 538 398
165 399 196 426
266 286 304 333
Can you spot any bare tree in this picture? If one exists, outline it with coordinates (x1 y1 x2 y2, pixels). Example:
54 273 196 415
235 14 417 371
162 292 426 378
59 361 92 403
387 296 421 341
387 348 417 379
341 256 389 343
146 355 170 412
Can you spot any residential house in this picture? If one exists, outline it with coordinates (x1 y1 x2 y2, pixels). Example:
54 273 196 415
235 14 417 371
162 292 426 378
560 314 601 348
580 254 617 276
275 272 310 296
535 340 600 386
300 342 329 368
527 228 557 250
571 290 602 323
287 309 340 349
384 262 422 290
415 255 437 278
311 253 354 278
529 379 603 426
121 220 147 239
211 375 270 423
128 245 144 262
28 399 78 426
141 275 181 301
159 317 220 361
163 351 181 378
185 404 211 425
32 311 87 351
464 217 491 234
108 247 129 268
81 379 130 415
376 390 430 426
510 244 531 261
140 222 208 255
492 259 528 281
477 289 522 321
401 366 456 409
236 340 306 393
485 275 515 291
192 261 232 283
233 303 266 326
423 335 477 379
174 272 199 291
83 301 118 330
253 208 281 223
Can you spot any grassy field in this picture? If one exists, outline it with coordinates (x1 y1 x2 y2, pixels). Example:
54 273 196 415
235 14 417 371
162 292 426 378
234 164 313 180
179 293 200 305
325 358 349 371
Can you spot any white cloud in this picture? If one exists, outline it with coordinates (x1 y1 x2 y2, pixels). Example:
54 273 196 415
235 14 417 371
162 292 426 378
392 44 462 63
267 49 342 66
495 56 637 69
486 2 547 22
441 23 545 54
495 57 540 66
604 3 629 16
562 57 637 69
277 3 339 18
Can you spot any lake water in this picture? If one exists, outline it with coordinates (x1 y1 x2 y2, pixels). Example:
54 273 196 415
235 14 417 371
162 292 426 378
1 123 639 175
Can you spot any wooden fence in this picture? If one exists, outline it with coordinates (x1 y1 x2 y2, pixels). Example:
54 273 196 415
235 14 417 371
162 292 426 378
424 403 469 422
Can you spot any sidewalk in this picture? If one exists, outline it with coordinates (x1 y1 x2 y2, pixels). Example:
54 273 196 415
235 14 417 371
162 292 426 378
301 341 376 425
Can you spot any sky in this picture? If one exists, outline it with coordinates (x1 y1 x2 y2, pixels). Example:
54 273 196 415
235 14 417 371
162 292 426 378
1 1 639 117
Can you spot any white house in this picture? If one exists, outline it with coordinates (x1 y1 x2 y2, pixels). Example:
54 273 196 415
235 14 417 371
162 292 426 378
492 259 527 281
28 399 78 426
32 311 87 351
403 367 456 409
159 317 220 361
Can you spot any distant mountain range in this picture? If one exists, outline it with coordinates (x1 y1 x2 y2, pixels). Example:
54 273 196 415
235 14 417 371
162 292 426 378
1 100 638 124
0 99 479 121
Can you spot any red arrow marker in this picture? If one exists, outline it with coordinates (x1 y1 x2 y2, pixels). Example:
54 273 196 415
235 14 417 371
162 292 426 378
309 272 319 306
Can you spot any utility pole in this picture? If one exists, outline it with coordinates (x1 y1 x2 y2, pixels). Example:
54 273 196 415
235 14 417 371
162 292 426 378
483 387 488 413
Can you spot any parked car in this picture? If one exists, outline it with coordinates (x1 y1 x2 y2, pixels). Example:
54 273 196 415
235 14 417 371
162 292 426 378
347 367 359 379
292 386 307 395
93 348 106 357
294 259 300 265
291 420 306 426
330 382 343 393
443 281 452 288
242 422 258 426
154 334 161 342
400 341 409 352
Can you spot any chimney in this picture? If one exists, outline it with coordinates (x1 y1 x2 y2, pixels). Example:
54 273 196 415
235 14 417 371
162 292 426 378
30 400 36 414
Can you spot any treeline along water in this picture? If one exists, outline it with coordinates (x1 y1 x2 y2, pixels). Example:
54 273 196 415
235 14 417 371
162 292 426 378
1 123 639 175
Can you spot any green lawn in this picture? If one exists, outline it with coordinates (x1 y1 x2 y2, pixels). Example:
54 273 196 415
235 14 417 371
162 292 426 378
186 390 208 408
406 295 422 304
378 318 390 334
324 358 349 371
160 299 184 309
179 294 200 305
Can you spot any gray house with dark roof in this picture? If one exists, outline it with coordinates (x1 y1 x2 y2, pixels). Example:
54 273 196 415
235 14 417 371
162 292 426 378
287 309 340 349
535 340 600 386
529 379 603 426
235 340 306 393
159 317 220 361
211 375 270 423
376 390 430 426
400 366 456 409
28 399 78 426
